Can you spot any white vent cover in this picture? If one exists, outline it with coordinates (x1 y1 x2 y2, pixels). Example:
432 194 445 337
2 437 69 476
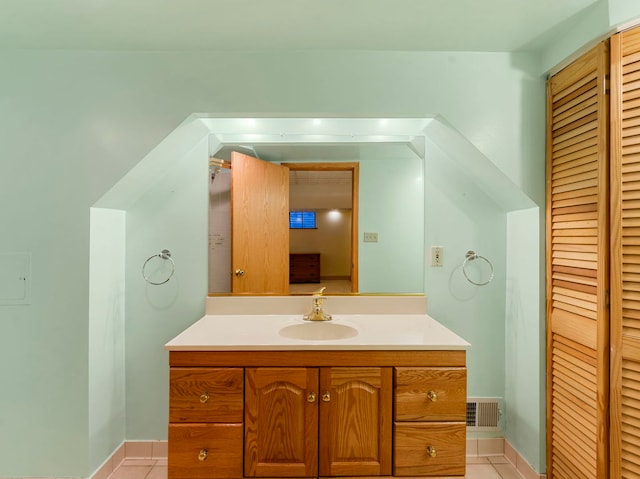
467 398 501 431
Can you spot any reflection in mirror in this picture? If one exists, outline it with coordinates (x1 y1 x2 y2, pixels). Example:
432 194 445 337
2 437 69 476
208 141 425 296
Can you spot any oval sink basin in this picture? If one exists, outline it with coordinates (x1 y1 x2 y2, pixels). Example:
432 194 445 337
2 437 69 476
279 322 359 341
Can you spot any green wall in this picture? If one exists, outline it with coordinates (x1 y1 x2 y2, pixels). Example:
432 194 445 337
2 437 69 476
0 48 545 476
89 208 126 472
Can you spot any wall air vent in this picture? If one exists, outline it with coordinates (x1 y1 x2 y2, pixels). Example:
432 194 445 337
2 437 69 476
467 398 501 431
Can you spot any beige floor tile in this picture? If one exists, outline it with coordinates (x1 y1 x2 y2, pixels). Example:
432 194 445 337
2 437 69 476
92 459 113 479
145 465 167 479
465 464 502 479
493 463 525 479
110 465 153 479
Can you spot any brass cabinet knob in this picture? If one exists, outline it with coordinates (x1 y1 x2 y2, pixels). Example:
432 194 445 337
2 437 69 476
198 449 208 461
427 390 438 402
322 391 331 402
199 392 210 403
426 446 437 458
307 392 317 403
235 269 245 277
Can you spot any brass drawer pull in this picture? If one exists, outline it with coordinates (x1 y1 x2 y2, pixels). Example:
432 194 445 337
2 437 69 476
198 448 208 461
322 391 331 402
427 390 438 402
199 392 210 403
426 446 437 458
307 391 317 403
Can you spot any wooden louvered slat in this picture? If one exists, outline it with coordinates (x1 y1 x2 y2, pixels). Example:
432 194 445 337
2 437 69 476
553 160 598 180
554 138 599 161
553 244 598 254
554 448 590 479
553 146 598 171
553 400 597 434
554 383 597 419
553 130 599 154
623 144 640 156
553 78 598 115
548 40 609 479
553 431 596 477
622 50 640 66
554 101 598 130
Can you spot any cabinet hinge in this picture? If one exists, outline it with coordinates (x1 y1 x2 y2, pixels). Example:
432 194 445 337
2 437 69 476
604 74 610 95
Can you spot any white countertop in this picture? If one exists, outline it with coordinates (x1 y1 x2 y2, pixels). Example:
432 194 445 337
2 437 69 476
165 314 470 351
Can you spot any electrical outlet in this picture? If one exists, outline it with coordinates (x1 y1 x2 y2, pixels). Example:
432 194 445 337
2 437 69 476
431 246 444 267
364 232 378 243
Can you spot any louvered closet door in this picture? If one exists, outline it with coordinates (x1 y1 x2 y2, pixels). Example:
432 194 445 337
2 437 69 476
547 41 610 479
611 26 640 479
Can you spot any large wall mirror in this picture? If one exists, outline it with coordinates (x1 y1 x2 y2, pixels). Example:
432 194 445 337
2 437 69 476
205 118 429 295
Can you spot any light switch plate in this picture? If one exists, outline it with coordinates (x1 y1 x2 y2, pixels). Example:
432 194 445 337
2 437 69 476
0 252 31 304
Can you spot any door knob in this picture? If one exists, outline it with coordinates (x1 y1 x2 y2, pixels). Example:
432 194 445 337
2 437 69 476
427 390 438 402
307 392 317 403
322 391 331 402
235 269 245 277
426 446 437 457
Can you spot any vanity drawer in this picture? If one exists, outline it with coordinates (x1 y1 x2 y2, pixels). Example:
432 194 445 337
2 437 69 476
168 424 243 479
170 368 243 423
393 422 466 476
395 367 466 421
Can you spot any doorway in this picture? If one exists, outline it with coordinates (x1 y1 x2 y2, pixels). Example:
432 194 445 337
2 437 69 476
284 162 359 294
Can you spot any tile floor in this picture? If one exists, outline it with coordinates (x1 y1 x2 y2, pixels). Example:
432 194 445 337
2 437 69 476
109 456 525 479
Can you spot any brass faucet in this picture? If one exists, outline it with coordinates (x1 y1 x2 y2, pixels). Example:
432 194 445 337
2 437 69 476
303 287 332 321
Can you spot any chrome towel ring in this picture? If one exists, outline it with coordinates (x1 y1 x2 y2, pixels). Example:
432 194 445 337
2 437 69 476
142 249 175 285
462 250 494 286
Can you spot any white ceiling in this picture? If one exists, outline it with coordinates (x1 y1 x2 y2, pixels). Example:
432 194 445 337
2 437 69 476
1 0 598 52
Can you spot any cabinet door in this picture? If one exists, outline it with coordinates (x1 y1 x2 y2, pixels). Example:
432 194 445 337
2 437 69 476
319 367 392 476
245 367 318 477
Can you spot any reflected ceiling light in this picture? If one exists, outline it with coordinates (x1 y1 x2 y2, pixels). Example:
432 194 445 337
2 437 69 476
327 210 342 221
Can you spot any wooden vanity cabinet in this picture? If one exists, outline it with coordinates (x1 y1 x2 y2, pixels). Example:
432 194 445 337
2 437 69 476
168 350 466 479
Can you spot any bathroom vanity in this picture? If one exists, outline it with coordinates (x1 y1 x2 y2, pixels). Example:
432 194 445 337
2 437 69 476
165 296 469 479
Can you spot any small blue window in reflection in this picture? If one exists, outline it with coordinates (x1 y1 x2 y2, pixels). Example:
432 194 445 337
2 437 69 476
290 211 317 229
